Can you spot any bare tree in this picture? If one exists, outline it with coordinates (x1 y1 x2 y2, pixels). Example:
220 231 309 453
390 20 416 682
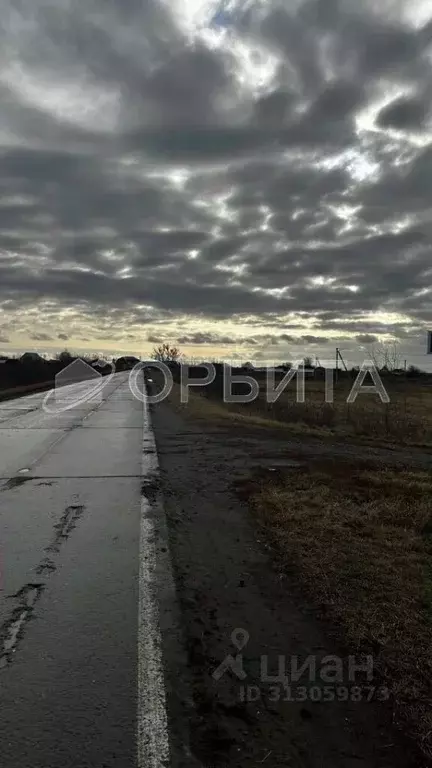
152 343 181 363
369 341 401 371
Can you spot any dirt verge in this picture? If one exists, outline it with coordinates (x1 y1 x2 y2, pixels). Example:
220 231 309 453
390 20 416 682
236 459 432 761
152 400 425 767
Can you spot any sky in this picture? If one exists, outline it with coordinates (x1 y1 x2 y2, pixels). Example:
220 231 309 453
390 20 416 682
0 0 432 367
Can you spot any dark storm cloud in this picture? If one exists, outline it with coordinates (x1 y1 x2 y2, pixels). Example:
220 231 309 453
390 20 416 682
176 333 237 345
377 97 428 130
148 332 238 345
147 334 164 344
30 332 53 341
0 0 431 349
360 144 432 219
356 334 378 344
130 127 282 161
299 335 329 345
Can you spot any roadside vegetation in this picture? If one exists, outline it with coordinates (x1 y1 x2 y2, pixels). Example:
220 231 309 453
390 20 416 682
0 350 137 398
254 375 432 447
236 460 432 761
168 371 432 449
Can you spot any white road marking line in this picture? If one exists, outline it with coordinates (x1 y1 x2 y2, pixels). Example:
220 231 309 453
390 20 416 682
138 386 171 768
138 513 171 767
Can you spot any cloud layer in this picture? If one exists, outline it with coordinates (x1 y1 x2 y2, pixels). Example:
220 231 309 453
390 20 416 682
0 0 431 362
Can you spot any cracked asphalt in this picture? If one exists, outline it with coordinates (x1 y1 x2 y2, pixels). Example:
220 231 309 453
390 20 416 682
0 373 144 768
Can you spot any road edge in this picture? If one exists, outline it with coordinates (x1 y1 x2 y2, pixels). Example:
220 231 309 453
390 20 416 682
139 384 199 768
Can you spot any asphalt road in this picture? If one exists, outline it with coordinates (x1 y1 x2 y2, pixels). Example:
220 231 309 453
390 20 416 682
0 372 174 768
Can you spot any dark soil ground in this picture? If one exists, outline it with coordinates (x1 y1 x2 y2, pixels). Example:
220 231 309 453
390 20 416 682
151 400 428 768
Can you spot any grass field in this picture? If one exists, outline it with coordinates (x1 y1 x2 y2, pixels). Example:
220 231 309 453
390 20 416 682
254 375 432 446
177 373 432 448
237 460 432 761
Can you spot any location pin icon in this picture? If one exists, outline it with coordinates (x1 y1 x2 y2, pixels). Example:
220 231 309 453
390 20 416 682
231 628 250 650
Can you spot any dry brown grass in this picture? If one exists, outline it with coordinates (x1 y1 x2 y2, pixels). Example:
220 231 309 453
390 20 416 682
167 376 432 448
249 376 432 446
168 384 334 436
237 460 432 760
167 382 339 432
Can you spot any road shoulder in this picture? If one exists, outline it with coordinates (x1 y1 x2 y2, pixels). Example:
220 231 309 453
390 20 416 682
152 401 420 768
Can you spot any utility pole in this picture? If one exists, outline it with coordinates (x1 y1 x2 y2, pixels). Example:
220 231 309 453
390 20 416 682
338 349 348 372
335 348 348 383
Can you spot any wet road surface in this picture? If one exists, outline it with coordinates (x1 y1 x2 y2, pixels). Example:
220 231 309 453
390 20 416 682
0 373 172 768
